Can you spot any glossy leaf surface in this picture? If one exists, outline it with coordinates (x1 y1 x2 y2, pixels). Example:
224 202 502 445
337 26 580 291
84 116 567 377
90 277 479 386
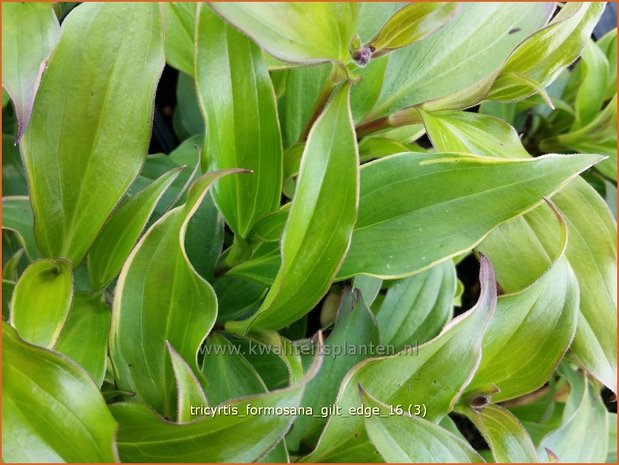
20 3 165 265
110 170 240 418
228 84 358 333
54 293 110 386
210 3 357 64
465 403 537 463
195 5 283 238
2 323 118 462
2 2 60 140
112 350 321 462
88 167 181 291
303 258 496 462
362 389 484 463
338 152 602 279
10 258 72 348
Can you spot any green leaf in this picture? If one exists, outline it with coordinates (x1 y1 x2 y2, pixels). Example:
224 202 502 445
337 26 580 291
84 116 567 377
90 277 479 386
360 388 484 463
225 240 281 287
544 94 617 181
287 288 380 451
3 248 24 282
200 332 292 464
2 279 15 321
214 275 267 323
2 196 38 260
54 293 110 386
608 413 617 463
111 349 322 463
538 364 609 462
467 208 579 402
184 193 224 282
358 135 411 162
132 135 202 215
210 3 358 65
421 109 617 393
573 39 609 128
479 200 567 293
195 5 283 238
420 109 530 160
489 3 605 103
302 257 496 462
597 28 617 100
10 258 72 348
464 403 538 463
2 2 59 140
20 3 165 265
2 323 118 462
162 3 196 76
201 332 268 406
338 151 602 279
556 181 617 393
227 84 358 334
355 3 401 43
109 170 242 418
376 260 456 350
352 274 382 306
277 63 331 146
367 3 554 119
368 3 458 56
166 342 208 423
87 167 181 291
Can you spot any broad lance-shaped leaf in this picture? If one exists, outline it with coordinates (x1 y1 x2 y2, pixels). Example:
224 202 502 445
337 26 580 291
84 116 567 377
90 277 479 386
227 84 358 334
162 3 196 76
166 342 208 423
2 196 38 260
10 258 72 348
463 403 537 463
538 364 608 462
421 109 617 393
302 257 496 462
420 109 530 161
200 332 290 462
381 3 604 128
88 167 181 291
465 206 578 402
54 293 111 386
489 3 605 103
195 5 283 238
337 151 603 279
557 181 617 394
111 346 322 463
367 3 458 57
2 2 60 140
2 323 118 462
366 3 554 119
287 288 380 451
376 260 456 351
360 388 484 463
109 170 243 419
20 3 165 265
210 3 357 65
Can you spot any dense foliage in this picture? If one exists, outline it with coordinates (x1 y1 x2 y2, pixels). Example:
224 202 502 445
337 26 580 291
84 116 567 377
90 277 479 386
2 2 617 463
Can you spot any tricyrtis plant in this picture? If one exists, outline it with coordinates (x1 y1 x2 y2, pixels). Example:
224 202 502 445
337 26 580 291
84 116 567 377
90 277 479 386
1 2 616 463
